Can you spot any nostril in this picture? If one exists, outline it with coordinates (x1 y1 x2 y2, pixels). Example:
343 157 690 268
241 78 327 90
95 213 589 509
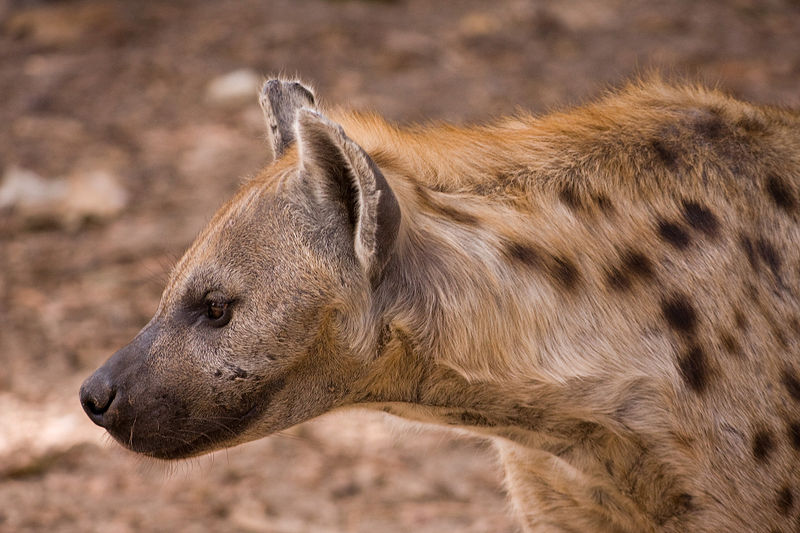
80 376 117 426
87 389 116 416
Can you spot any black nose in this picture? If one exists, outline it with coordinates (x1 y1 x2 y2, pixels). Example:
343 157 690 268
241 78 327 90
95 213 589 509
79 372 117 427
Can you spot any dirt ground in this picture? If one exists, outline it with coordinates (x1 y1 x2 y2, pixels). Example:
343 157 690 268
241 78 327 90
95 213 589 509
1 0 799 531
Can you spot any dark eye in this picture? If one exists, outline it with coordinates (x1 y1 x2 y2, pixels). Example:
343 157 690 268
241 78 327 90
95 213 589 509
204 292 232 327
207 301 226 320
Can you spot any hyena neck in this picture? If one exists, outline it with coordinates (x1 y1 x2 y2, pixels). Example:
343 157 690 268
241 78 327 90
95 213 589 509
350 168 612 433
344 114 669 439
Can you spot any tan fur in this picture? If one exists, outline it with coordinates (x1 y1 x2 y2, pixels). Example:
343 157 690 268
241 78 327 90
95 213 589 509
82 78 800 532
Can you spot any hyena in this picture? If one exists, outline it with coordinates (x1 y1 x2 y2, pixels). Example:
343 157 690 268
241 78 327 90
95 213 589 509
81 78 800 532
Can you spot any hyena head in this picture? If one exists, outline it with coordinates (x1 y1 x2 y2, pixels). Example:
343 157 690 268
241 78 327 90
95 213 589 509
80 80 401 459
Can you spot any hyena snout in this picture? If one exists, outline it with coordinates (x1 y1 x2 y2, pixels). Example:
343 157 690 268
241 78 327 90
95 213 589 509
79 329 152 433
79 325 185 457
80 323 268 459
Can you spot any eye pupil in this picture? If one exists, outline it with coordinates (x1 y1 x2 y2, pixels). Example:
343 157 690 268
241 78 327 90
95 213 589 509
207 302 226 320
202 291 233 327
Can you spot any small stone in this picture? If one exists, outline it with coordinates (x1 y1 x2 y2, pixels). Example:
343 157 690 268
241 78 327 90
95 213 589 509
62 170 128 227
458 12 502 37
0 166 66 212
0 166 128 230
206 69 261 107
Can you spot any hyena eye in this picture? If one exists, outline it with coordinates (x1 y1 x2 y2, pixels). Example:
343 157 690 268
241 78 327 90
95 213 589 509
204 292 232 327
207 302 226 320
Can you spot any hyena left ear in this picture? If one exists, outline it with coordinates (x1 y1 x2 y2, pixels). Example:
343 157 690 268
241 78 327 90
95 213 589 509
259 79 317 160
296 108 401 286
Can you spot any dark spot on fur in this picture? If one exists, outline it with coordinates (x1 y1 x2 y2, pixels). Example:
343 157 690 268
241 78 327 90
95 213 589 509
682 201 719 237
606 267 630 291
656 492 695 525
756 237 782 276
458 410 495 427
742 234 783 278
593 193 615 214
623 249 654 279
736 115 765 133
382 406 393 414
734 309 748 331
766 174 796 212
719 331 742 357
678 344 709 393
550 255 580 290
693 110 725 140
744 281 759 300
740 235 758 270
782 369 800 402
777 486 794 515
787 421 800 450
662 295 698 334
607 249 655 291
559 184 581 210
651 139 678 169
753 429 775 462
415 184 479 226
568 421 600 442
673 493 694 512
657 219 691 249
504 240 543 270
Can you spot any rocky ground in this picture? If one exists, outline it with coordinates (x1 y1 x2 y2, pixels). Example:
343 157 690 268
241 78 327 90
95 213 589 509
1 0 799 531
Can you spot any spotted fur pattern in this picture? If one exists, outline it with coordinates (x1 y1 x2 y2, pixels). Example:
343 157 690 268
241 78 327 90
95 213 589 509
82 78 800 533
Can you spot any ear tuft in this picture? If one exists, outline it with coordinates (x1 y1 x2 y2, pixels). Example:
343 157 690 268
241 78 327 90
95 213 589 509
295 110 401 285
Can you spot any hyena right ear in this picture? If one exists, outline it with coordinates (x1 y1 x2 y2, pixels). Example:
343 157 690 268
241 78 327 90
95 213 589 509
259 79 316 160
296 108 402 287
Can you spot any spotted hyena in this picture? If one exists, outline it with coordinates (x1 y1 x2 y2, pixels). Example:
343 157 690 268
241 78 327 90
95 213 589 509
81 78 800 532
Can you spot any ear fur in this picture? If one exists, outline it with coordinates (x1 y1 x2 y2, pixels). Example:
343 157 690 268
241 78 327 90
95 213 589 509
295 108 401 285
259 79 316 160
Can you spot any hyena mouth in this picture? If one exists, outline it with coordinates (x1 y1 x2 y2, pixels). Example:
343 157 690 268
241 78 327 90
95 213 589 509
140 378 288 460
91 376 289 460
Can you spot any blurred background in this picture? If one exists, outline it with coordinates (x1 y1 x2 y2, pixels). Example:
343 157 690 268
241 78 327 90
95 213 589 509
1 0 799 531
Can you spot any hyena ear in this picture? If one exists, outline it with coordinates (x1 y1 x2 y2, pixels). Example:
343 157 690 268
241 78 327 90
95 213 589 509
296 108 401 285
259 79 316 160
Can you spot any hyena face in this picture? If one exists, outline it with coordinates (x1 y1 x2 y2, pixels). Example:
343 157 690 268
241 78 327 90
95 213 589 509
80 80 400 459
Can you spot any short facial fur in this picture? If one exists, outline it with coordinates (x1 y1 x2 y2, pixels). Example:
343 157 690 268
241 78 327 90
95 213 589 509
81 78 800 532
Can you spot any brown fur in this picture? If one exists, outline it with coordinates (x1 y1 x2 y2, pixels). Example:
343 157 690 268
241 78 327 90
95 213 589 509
81 78 800 532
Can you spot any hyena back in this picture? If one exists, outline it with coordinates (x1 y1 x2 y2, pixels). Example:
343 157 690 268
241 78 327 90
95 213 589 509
81 78 800 532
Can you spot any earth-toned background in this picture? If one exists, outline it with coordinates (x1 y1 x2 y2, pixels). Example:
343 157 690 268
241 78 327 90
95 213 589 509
1 1 799 531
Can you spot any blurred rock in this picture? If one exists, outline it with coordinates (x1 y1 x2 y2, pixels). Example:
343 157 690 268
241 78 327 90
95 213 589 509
62 169 129 227
206 68 261 107
0 166 128 230
458 12 502 37
0 166 66 213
